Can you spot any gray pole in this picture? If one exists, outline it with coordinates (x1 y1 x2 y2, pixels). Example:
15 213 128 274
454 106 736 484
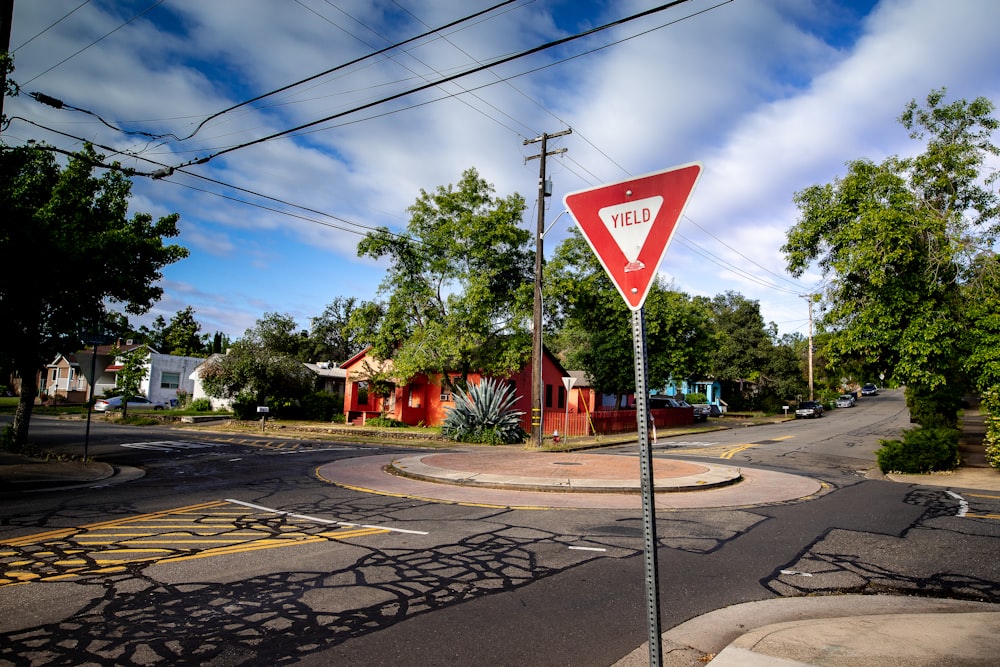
632 307 662 666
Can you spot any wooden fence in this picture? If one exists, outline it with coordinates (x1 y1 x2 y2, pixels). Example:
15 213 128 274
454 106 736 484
521 408 694 437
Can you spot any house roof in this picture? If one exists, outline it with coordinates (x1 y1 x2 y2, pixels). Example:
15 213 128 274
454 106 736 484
304 362 347 379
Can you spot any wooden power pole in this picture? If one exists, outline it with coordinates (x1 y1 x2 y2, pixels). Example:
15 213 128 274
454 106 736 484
524 128 570 447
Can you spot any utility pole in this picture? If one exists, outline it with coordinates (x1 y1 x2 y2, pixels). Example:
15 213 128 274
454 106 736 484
802 294 814 401
524 128 570 447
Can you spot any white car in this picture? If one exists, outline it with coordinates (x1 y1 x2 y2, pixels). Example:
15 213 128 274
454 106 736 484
94 396 167 412
836 394 856 408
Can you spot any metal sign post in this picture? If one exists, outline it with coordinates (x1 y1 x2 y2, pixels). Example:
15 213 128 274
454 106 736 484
565 163 703 667
632 308 661 666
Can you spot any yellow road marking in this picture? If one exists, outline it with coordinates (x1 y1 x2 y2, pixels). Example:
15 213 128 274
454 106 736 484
0 502 393 587
967 493 1000 500
720 443 758 460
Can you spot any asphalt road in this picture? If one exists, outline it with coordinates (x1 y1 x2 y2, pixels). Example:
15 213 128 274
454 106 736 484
2 389 999 666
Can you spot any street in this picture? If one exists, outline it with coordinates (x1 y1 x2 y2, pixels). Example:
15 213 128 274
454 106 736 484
2 388 999 666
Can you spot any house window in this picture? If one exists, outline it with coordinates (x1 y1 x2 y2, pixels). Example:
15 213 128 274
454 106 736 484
357 381 369 405
161 372 180 389
408 385 421 408
545 383 553 408
51 369 58 381
558 386 566 409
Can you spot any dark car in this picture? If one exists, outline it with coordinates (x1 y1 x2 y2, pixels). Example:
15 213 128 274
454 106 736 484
861 383 879 396
795 400 824 418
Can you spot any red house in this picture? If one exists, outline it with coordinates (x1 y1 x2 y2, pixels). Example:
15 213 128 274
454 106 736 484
341 348 693 436
341 347 576 430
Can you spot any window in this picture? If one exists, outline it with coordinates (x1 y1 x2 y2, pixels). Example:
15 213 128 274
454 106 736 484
160 372 180 389
358 381 369 405
545 383 553 408
558 386 566 409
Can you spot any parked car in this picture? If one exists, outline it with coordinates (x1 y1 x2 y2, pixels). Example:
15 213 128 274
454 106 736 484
861 383 879 396
691 405 711 422
835 394 856 408
94 396 167 412
795 400 824 418
673 399 710 422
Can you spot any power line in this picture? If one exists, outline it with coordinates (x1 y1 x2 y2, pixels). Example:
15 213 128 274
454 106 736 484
162 0 703 170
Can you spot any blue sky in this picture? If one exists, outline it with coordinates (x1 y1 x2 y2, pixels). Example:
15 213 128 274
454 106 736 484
6 0 1000 347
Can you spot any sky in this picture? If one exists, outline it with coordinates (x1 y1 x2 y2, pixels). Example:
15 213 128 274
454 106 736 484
5 0 1000 347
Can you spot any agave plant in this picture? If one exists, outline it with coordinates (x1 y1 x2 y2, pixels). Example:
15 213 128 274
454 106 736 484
441 377 527 445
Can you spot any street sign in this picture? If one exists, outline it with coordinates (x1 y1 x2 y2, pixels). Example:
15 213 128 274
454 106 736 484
563 163 702 310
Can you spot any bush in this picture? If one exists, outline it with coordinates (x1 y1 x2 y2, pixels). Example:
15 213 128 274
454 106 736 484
366 416 407 428
876 427 960 473
232 393 260 420
441 377 527 445
981 388 1000 469
686 392 707 404
905 384 963 428
190 398 213 412
300 391 341 422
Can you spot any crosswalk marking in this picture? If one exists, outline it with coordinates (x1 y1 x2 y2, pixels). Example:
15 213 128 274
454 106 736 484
120 440 224 451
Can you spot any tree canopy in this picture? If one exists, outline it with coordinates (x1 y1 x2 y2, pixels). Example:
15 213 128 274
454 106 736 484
0 144 187 446
353 168 533 389
198 312 316 415
783 88 999 424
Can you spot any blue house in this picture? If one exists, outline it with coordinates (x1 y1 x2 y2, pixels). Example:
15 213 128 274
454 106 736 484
659 377 724 408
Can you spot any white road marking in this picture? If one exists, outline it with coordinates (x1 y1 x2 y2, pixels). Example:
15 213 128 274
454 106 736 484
569 546 607 552
225 499 429 535
121 440 223 451
946 490 969 517
779 569 813 577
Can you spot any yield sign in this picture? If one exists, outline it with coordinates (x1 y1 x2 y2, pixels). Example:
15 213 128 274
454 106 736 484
563 163 702 310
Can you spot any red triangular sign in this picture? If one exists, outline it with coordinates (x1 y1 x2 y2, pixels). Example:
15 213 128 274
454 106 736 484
564 163 702 310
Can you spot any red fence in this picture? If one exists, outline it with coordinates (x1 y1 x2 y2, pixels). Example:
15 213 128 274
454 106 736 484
520 408 693 437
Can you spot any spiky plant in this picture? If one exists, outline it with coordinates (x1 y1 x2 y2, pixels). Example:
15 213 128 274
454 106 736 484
441 377 527 445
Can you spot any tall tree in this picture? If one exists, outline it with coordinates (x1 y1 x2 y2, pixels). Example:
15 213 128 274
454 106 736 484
545 227 712 406
198 313 315 414
354 168 533 389
302 296 362 363
783 89 998 424
0 144 187 447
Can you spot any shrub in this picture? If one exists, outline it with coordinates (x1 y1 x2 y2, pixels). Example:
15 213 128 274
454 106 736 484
366 416 407 428
441 377 527 445
876 427 960 473
190 398 213 412
686 392 707 404
300 391 341 422
905 384 963 428
330 412 347 424
981 388 1000 469
232 393 260 420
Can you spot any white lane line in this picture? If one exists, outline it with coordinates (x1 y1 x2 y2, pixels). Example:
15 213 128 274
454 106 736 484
946 490 969 517
225 499 429 535
569 546 607 552
780 569 813 577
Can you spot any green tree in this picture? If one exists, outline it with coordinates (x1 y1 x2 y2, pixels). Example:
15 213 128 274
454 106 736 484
112 344 150 419
354 168 533 390
302 296 362 363
140 306 207 356
198 313 315 416
703 292 779 409
0 144 187 448
545 227 712 406
783 89 999 426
